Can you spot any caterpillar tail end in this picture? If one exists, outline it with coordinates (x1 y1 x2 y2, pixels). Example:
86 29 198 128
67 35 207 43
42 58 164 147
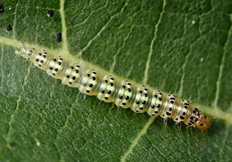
15 44 34 60
15 44 25 55
195 113 211 132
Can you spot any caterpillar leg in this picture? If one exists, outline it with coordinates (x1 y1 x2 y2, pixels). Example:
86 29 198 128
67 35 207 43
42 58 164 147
163 118 168 127
175 122 180 130
115 106 119 111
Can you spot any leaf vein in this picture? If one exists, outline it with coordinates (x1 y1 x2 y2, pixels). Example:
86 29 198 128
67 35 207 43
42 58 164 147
147 135 169 162
111 25 134 72
143 0 167 84
71 0 109 29
213 17 232 108
121 117 155 162
90 141 120 160
6 63 32 149
218 124 230 162
60 0 69 52
78 0 128 56
12 0 19 39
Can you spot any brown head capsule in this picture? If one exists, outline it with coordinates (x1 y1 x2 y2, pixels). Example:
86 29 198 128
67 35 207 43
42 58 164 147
195 114 211 131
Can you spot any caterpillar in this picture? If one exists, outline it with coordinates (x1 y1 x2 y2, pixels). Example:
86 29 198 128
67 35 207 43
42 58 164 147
15 45 211 132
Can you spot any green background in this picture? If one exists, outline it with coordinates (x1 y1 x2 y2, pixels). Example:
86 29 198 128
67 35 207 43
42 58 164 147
0 0 232 161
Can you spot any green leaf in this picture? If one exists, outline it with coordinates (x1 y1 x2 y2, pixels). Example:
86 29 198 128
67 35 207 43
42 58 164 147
0 0 232 161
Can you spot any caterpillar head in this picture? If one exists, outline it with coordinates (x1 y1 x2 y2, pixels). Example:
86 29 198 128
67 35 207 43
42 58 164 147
195 113 211 131
15 45 34 60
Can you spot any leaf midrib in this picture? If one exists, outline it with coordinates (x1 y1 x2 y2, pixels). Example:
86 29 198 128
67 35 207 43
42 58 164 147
0 35 231 123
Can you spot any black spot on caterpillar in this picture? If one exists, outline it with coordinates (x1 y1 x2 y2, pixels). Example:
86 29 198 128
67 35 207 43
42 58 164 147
15 45 211 132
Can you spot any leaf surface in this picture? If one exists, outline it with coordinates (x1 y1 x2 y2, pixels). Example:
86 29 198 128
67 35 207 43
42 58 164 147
0 0 232 162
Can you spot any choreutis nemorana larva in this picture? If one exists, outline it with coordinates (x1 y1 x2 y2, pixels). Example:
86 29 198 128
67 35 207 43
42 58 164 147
15 45 211 132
